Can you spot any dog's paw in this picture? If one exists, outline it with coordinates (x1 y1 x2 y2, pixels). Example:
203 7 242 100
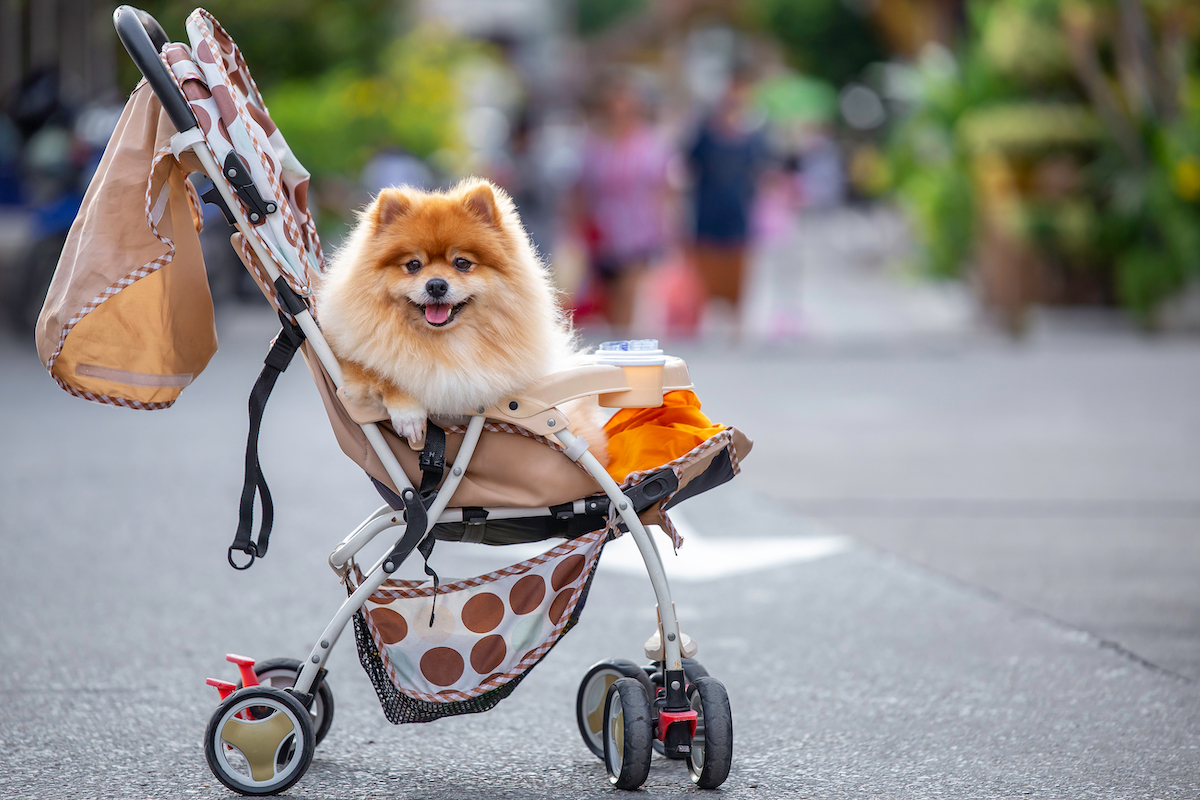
388 406 427 448
341 381 378 408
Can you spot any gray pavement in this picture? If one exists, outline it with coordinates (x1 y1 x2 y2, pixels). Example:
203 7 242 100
2 301 1199 799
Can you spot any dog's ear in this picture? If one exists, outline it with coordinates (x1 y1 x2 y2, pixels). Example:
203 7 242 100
461 182 500 228
370 188 410 230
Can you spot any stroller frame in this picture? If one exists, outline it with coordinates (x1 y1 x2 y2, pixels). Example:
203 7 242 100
113 6 732 794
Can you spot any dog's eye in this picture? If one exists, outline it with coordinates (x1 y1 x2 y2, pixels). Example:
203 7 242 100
405 259 422 273
453 257 471 271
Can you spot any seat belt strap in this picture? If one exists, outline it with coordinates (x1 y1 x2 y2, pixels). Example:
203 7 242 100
417 422 446 503
228 312 305 570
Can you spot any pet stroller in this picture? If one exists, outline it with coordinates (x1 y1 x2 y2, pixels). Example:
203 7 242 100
37 7 752 795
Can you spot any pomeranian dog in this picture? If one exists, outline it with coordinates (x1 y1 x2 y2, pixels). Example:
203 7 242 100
318 178 609 465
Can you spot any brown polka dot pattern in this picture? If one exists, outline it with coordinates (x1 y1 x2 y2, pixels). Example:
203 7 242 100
357 524 616 703
369 607 407 645
548 589 573 624
462 592 504 634
551 554 585 591
470 635 506 674
420 647 464 687
509 575 545 615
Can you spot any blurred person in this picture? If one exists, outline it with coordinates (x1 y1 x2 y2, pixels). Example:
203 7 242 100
361 146 435 195
571 69 673 334
686 67 770 330
745 153 805 342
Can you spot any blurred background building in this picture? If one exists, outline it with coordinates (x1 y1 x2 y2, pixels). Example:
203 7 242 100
1 0 1198 339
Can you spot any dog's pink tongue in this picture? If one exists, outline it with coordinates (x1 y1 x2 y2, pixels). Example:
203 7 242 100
425 303 452 324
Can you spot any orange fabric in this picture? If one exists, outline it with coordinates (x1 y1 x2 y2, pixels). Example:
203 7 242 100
603 390 726 482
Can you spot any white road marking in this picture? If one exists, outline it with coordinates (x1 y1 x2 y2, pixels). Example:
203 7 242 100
445 509 850 583
597 509 851 582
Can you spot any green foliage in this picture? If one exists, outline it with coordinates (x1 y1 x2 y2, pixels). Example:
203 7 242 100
884 0 1200 322
115 4 478 186
266 27 473 178
118 0 397 90
897 158 977 279
748 0 886 87
575 0 647 37
977 0 1074 83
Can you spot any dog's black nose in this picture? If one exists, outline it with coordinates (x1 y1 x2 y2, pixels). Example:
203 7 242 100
425 278 449 299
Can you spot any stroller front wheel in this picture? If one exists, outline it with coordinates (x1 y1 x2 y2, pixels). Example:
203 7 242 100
602 677 653 790
204 686 315 796
686 676 733 789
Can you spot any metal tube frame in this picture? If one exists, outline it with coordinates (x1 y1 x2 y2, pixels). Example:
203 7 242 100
173 130 683 703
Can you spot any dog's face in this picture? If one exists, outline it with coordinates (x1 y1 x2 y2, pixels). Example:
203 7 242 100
359 182 518 334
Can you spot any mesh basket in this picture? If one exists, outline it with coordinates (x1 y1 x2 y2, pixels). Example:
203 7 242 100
346 522 614 724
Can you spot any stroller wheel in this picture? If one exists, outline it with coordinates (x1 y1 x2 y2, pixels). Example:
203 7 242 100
241 658 335 746
576 659 656 759
204 686 315 796
653 658 709 759
686 676 733 789
602 677 653 790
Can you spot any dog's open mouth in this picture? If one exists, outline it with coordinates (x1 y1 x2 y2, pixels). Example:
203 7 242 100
417 299 470 327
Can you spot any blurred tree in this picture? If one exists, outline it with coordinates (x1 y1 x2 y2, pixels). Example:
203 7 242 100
117 0 398 89
747 0 886 87
267 26 475 174
115 2 481 206
575 0 647 37
885 0 1200 328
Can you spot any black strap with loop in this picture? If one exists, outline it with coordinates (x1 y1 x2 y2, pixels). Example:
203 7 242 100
228 309 306 570
414 422 446 623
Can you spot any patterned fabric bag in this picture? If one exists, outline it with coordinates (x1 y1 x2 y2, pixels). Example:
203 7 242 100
36 9 322 408
35 82 214 409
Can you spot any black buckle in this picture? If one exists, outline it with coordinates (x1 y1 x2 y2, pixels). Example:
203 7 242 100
418 450 445 472
221 151 277 225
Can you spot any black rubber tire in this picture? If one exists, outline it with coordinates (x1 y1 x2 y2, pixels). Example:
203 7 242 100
576 659 656 759
243 658 334 746
603 677 653 790
682 658 709 682
204 686 315 796
687 676 733 789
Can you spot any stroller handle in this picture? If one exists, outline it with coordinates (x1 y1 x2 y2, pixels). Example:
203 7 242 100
113 5 199 134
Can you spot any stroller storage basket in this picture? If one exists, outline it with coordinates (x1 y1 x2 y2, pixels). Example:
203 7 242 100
346 522 614 724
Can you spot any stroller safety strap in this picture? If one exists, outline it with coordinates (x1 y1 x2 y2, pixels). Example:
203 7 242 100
229 312 306 569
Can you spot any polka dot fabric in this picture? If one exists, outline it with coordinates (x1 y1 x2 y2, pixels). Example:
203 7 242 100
349 524 613 703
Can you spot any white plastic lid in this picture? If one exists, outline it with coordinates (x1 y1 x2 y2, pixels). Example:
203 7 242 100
599 339 662 352
595 339 666 366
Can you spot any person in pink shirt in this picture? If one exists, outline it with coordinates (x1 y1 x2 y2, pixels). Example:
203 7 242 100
573 70 673 333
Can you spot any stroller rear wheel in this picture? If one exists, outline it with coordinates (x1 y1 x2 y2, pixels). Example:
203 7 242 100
576 659 656 759
602 677 653 790
204 686 315 796
239 658 334 746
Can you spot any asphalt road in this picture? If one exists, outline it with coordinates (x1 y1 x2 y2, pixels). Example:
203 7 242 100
2 306 1198 799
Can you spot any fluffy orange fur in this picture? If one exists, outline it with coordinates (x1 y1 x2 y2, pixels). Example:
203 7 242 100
318 178 609 464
